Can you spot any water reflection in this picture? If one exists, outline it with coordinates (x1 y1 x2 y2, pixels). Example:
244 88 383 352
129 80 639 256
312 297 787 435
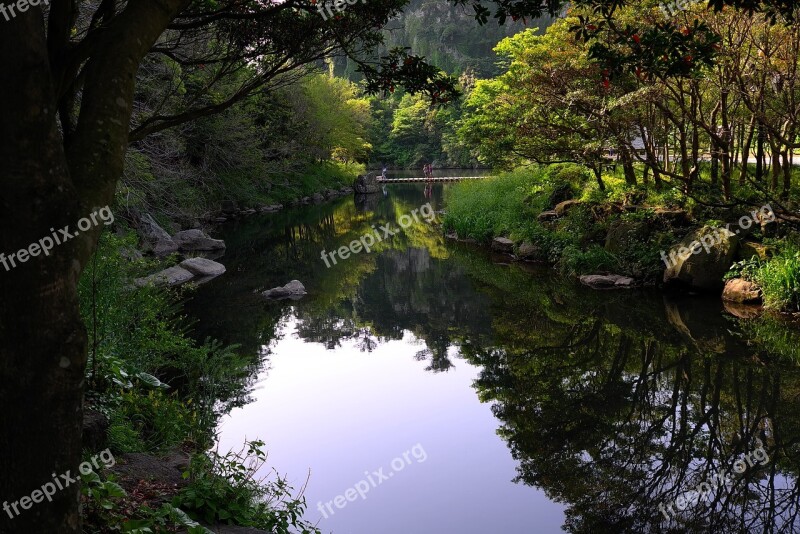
189 184 800 533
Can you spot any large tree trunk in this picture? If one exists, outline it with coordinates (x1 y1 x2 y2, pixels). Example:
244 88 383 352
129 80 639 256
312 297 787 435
0 13 87 533
0 2 186 531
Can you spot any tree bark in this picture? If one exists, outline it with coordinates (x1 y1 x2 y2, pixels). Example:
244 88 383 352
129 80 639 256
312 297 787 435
0 1 186 531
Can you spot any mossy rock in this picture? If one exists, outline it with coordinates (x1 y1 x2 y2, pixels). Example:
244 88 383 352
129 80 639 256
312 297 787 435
605 220 650 255
737 240 774 261
663 226 740 291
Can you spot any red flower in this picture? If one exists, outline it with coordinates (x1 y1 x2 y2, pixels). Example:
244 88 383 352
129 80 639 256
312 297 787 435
632 34 640 44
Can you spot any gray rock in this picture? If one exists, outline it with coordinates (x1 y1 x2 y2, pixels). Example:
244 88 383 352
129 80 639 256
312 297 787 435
663 226 739 291
172 229 226 252
517 241 543 261
262 280 307 300
180 257 226 278
579 274 636 289
491 237 515 254
353 173 380 194
135 213 178 257
135 266 194 287
312 192 325 203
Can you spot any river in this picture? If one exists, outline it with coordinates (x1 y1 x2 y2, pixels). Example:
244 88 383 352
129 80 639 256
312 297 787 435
187 182 800 534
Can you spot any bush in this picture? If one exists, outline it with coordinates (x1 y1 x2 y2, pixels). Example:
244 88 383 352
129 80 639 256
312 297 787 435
176 441 320 533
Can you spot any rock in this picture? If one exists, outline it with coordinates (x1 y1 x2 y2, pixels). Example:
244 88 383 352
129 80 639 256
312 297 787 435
491 237 515 254
221 200 237 214
111 450 190 492
538 210 559 222
554 199 583 217
517 241 542 262
445 232 458 241
579 274 636 289
663 226 739 291
324 188 337 198
605 220 649 255
312 192 325 203
353 173 380 194
301 196 311 204
722 278 762 304
263 280 307 300
172 229 226 252
120 247 143 262
738 240 773 261
134 212 178 257
340 186 354 194
83 408 109 452
241 208 256 216
213 217 228 223
546 182 575 209
654 208 692 227
135 266 195 287
180 257 226 278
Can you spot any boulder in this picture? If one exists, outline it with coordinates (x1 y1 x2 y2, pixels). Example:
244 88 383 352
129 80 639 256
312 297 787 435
722 278 762 304
172 229 226 252
312 192 325 203
135 266 194 287
263 280 307 300
221 200 237 214
737 240 773 261
538 210 559 222
491 237 514 254
663 226 739 291
579 274 636 289
180 257 226 278
654 208 692 227
605 220 649 255
83 408 109 452
353 173 380 194
517 241 543 262
134 212 178 257
554 199 583 217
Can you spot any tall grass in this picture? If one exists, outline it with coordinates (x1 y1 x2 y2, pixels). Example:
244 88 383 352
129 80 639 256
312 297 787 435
754 247 800 312
442 167 545 241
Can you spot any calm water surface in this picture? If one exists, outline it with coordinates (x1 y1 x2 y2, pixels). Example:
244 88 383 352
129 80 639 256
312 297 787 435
188 183 800 534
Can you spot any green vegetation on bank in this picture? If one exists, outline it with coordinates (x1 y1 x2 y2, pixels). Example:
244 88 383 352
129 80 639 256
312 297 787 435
443 164 800 312
125 71 369 220
78 232 319 533
443 165 678 281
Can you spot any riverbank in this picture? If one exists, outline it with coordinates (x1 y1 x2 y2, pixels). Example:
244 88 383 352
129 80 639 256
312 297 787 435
441 165 800 316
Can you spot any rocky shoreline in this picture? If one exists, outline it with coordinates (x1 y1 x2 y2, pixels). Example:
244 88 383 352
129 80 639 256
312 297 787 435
446 199 794 317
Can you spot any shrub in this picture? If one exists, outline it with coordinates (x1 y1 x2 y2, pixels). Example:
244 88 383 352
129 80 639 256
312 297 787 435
176 441 320 534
